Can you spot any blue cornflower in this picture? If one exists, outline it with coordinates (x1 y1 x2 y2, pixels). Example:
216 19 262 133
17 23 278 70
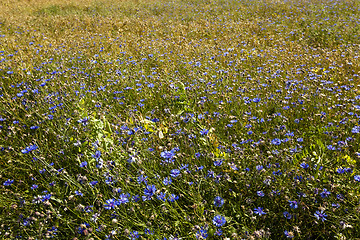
289 200 298 209
170 169 181 178
214 196 224 207
351 126 360 133
257 191 265 197
196 227 208 239
215 228 223 236
163 177 172 186
3 179 14 186
212 215 226 227
21 144 38 154
314 210 327 222
354 175 360 182
160 150 175 161
41 194 51 202
79 161 87 168
283 211 292 220
157 192 166 202
300 162 309 169
143 185 157 199
77 117 89 126
271 138 281 145
92 150 101 159
104 198 117 210
168 194 179 202
137 175 147 184
214 159 223 166
254 207 266 216
320 189 331 198
118 193 129 204
75 190 83 196
77 222 90 235
129 230 140 239
256 165 263 171
200 129 209 136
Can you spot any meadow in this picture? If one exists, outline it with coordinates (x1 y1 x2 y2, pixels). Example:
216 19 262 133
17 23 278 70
0 0 360 239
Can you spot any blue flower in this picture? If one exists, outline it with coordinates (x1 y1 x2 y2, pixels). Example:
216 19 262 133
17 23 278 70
21 144 38 154
80 161 87 168
314 210 327 222
143 185 157 199
160 150 175 161
170 169 181 178
163 177 172 186
196 227 208 239
283 211 292 220
168 194 179 202
300 162 309 169
271 138 281 145
200 129 209 136
354 175 360 182
157 192 166 202
212 215 226 227
320 189 331 198
118 193 129 204
92 150 101 159
257 191 265 197
289 200 298 209
254 207 266 216
214 196 224 207
351 126 360 133
3 179 14 186
104 198 117 210
129 230 140 239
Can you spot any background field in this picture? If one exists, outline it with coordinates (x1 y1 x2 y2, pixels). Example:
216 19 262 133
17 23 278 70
0 0 360 239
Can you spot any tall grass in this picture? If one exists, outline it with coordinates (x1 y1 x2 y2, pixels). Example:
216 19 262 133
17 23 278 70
0 0 359 239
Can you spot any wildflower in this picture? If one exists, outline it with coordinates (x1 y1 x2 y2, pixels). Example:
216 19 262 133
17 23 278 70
157 192 166 202
289 200 298 209
160 150 175 162
214 196 224 207
351 126 360 133
143 185 157 200
3 179 14 186
80 161 87 168
118 193 129 204
170 169 181 178
163 177 172 186
200 129 209 136
213 215 226 227
354 175 360 182
92 150 101 159
271 138 281 145
320 189 331 198
283 211 292 220
214 159 223 166
254 207 266 216
215 228 223 236
314 210 327 222
168 194 179 202
196 227 208 239
130 231 140 239
257 191 265 197
21 144 38 154
104 199 117 210
300 162 309 169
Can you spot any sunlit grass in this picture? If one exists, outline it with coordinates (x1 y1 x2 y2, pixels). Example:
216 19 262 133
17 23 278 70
0 0 359 239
